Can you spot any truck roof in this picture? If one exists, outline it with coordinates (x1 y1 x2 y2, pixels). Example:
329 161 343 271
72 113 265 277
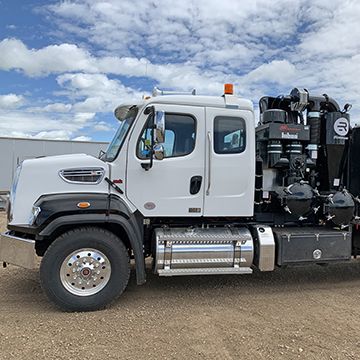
115 93 254 119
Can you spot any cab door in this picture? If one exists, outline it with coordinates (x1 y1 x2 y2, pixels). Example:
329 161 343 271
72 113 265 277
126 104 205 217
203 107 255 217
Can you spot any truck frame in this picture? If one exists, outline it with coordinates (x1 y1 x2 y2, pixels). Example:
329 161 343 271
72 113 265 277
1 84 360 311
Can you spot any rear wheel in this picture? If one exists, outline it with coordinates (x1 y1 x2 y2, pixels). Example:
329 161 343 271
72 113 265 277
40 227 130 312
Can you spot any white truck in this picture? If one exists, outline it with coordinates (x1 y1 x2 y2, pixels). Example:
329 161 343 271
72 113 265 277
1 84 360 312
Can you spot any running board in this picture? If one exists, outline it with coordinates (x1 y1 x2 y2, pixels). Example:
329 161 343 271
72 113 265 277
158 267 253 277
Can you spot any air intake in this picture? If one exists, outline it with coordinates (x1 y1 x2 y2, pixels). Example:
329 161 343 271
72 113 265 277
59 168 105 184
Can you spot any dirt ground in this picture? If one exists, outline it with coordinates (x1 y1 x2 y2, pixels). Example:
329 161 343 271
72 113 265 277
1 212 360 359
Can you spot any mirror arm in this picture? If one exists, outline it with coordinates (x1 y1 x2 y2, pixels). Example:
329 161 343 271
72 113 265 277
141 107 156 171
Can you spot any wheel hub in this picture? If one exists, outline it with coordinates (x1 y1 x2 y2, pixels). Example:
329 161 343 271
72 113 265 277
60 249 111 296
81 267 92 277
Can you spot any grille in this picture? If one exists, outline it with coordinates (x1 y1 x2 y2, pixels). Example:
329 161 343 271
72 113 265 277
59 168 105 184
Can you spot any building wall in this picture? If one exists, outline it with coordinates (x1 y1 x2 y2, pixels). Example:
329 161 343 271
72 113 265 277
0 137 109 192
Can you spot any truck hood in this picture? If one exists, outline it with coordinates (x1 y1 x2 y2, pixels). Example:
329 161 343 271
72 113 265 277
9 153 109 226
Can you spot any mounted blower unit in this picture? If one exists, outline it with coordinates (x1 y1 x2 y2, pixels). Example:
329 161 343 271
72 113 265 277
255 87 356 228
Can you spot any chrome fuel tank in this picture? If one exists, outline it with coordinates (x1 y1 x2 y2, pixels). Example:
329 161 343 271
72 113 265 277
153 226 254 276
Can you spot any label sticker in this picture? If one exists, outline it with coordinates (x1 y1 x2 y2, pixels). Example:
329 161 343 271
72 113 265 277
334 118 349 136
282 132 298 139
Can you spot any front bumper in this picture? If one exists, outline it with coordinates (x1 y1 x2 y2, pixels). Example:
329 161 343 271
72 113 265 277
0 232 35 269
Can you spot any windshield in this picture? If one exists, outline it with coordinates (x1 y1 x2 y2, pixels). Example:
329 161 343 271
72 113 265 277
103 107 138 161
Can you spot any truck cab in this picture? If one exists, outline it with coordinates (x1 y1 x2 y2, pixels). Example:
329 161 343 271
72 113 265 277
108 91 255 218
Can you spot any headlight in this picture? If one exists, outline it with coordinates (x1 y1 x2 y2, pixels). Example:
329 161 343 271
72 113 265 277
8 163 22 223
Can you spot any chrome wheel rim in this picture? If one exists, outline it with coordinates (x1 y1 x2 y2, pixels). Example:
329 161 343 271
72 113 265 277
60 248 111 296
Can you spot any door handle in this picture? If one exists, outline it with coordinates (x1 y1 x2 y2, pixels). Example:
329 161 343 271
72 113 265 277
190 176 202 195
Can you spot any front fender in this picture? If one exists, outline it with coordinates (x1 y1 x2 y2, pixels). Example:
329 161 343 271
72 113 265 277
8 192 146 285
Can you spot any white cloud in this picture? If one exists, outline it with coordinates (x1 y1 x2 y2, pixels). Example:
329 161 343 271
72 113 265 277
0 109 92 141
56 72 144 113
297 2 360 59
44 0 308 68
73 97 105 114
72 135 92 141
28 103 72 113
0 94 28 109
33 130 74 140
93 121 112 132
0 39 225 93
0 39 99 77
243 60 296 84
73 112 95 124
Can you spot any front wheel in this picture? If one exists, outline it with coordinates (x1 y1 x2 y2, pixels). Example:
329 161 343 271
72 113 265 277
40 227 130 312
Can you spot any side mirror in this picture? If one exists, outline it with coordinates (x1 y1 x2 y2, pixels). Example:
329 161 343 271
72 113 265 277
153 144 164 160
154 111 165 143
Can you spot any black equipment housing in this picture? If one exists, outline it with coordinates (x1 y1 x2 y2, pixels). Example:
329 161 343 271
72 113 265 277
255 88 359 256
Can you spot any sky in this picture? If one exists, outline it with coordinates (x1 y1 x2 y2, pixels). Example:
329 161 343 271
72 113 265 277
0 0 360 142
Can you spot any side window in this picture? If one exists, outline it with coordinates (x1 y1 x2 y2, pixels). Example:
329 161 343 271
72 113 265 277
214 116 246 154
137 113 196 159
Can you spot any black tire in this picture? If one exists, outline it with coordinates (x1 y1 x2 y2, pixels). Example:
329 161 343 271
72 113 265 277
40 227 130 312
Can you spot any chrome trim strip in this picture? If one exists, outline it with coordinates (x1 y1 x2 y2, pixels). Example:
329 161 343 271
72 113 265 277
158 267 253 276
206 131 211 196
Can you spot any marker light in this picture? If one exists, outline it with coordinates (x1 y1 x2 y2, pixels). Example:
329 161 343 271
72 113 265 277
77 202 91 208
224 84 233 95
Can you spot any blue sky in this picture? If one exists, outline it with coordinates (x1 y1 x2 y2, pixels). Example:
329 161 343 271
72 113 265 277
0 0 360 142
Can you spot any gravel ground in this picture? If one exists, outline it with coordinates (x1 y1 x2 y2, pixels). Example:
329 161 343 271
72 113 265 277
1 211 360 359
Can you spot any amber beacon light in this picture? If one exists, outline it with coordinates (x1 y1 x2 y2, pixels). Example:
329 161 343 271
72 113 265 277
224 83 233 95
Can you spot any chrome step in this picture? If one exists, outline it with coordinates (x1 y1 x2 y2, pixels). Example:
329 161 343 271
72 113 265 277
157 267 253 277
